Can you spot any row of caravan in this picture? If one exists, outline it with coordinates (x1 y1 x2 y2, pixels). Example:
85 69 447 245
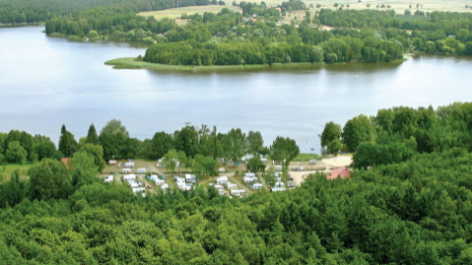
122 168 146 174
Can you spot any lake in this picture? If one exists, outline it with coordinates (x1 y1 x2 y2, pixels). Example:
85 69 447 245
1 26 471 153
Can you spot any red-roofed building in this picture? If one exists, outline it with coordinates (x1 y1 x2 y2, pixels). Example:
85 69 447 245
61 158 71 169
328 167 351 180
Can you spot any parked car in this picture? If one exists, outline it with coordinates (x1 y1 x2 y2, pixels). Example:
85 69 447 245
288 182 295 188
147 185 152 189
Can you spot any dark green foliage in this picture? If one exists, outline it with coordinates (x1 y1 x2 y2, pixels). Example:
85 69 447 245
3 102 472 263
58 125 78 158
86 124 99 145
321 121 342 147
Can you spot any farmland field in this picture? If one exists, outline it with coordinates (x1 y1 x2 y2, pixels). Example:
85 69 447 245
138 5 242 23
299 0 472 14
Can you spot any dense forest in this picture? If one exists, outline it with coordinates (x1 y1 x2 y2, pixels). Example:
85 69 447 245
0 0 213 24
2 102 472 263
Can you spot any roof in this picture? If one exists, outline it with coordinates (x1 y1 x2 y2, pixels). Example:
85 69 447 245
328 167 351 180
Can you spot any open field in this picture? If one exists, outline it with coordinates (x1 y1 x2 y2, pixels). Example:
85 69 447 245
301 0 472 14
139 5 242 23
1 162 35 182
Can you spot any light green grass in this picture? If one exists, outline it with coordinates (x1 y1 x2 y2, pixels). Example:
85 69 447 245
293 153 322 162
105 57 326 72
1 162 35 182
138 5 242 21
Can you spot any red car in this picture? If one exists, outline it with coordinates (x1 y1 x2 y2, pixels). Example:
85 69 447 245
147 185 152 189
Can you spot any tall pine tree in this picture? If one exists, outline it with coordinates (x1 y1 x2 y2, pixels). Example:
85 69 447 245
86 124 98 145
59 125 71 157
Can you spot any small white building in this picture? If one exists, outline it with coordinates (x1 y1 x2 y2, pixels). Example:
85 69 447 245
154 179 165 185
231 190 246 196
136 168 146 173
253 183 263 190
185 174 196 183
216 176 228 185
272 182 286 192
104 175 114 183
122 168 131 173
214 184 224 192
123 174 136 182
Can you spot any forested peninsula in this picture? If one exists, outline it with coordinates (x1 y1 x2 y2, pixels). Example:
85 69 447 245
110 8 472 69
2 102 472 263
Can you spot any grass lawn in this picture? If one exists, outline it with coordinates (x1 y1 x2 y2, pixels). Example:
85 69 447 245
138 5 242 21
293 153 322 162
1 162 36 182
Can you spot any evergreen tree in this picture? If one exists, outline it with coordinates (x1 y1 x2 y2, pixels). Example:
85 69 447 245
86 124 99 145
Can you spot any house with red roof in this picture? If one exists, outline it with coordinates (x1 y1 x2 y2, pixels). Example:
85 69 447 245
328 167 351 180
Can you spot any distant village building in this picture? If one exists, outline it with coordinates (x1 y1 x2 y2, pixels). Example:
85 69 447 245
328 167 351 180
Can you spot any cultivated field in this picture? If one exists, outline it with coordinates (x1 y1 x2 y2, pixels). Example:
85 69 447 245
139 5 243 24
300 0 472 14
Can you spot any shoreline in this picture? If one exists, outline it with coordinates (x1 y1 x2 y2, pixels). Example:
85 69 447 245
105 57 409 72
104 57 326 72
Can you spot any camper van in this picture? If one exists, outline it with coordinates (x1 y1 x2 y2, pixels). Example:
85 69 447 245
104 175 114 183
253 183 263 190
227 183 238 190
216 176 228 185
185 174 196 183
123 174 136 182
214 184 224 193
136 168 146 174
230 190 246 197
122 168 131 173
272 182 286 192
154 179 165 185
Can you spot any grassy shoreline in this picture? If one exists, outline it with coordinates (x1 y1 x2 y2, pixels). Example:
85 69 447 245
105 57 410 72
105 57 326 72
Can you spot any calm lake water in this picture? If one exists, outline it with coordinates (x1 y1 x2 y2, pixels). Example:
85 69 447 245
1 26 471 153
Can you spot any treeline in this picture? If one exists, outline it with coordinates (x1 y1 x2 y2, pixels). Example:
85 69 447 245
0 120 272 171
0 0 212 24
2 102 472 263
